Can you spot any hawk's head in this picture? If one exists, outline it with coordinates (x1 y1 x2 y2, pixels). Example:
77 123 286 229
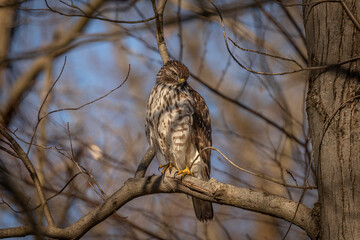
156 60 190 85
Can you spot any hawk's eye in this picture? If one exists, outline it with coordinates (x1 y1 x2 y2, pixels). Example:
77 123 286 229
170 70 177 77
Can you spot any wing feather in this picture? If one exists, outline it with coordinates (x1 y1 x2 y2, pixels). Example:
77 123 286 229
187 85 212 178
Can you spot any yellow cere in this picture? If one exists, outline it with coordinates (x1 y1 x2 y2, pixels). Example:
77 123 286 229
180 78 185 83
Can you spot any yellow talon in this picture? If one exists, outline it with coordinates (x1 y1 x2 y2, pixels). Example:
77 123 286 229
176 165 193 179
159 163 173 174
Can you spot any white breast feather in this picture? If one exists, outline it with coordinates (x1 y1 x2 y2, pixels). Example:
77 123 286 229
146 83 199 171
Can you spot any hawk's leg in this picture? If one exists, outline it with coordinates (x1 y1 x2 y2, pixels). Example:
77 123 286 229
158 162 173 174
176 165 193 179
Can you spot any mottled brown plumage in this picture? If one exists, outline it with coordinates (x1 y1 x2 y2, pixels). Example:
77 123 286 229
145 60 213 221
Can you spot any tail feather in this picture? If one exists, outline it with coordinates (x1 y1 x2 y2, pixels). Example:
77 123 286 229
192 197 213 222
190 158 213 221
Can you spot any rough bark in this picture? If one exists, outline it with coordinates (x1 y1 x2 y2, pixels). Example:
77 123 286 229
303 1 360 239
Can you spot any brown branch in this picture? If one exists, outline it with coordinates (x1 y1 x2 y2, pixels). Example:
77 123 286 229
152 0 170 63
0 145 18 158
26 57 67 155
0 175 319 239
340 0 360 32
134 147 156 178
0 124 55 226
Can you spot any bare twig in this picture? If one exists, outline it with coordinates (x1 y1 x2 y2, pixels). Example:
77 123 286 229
286 170 299 187
60 0 87 15
272 0 341 7
340 0 360 32
0 124 55 226
194 146 317 190
207 0 360 76
316 94 360 175
25 64 129 157
44 0 156 24
67 123 107 200
1 172 82 213
190 72 306 146
27 57 67 155
258 4 308 63
282 189 307 239
38 58 66 121
278 1 306 45
40 64 130 120
228 37 303 69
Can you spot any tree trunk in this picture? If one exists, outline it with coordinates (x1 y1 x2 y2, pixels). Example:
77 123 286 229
303 1 360 239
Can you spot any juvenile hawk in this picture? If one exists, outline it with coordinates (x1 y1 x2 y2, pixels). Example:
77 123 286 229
145 60 213 221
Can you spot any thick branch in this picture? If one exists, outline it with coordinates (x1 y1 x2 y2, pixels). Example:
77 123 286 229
0 175 318 239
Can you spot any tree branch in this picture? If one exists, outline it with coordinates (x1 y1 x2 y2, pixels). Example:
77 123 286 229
0 124 55 226
134 147 156 178
152 0 170 64
44 0 156 24
0 174 318 239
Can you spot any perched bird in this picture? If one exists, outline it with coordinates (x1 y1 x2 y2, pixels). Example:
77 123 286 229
145 60 213 221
